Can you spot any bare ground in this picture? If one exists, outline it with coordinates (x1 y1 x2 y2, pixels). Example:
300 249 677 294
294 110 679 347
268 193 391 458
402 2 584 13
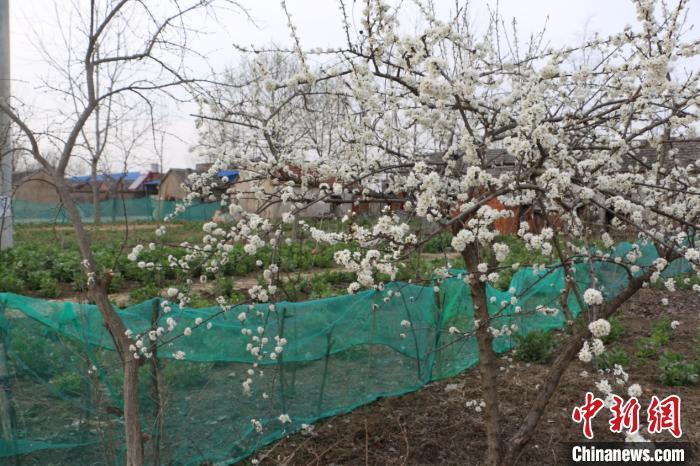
254 289 700 465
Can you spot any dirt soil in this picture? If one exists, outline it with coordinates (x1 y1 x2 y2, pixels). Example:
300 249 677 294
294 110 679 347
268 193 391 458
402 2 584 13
255 288 700 465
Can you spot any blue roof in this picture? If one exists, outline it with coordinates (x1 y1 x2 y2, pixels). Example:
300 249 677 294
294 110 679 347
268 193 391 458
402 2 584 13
71 171 141 184
144 180 161 186
217 170 239 182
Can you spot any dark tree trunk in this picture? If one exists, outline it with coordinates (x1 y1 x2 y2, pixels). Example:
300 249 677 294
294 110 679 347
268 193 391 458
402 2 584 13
461 243 503 466
91 163 101 225
53 176 144 465
502 271 654 465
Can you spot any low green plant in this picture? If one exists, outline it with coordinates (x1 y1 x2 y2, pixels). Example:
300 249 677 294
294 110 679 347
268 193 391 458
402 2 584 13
163 360 213 389
107 272 125 293
277 276 311 301
310 279 334 299
37 275 61 298
214 276 236 298
514 330 555 363
10 329 63 378
128 284 161 305
636 342 657 359
319 270 355 285
188 292 215 308
422 232 452 253
636 318 673 359
601 317 624 344
658 351 699 386
25 270 49 289
0 271 24 293
596 347 629 370
651 318 673 343
50 371 85 397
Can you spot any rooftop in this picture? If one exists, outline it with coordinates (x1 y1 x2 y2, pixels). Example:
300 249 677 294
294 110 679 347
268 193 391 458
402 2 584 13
70 171 141 184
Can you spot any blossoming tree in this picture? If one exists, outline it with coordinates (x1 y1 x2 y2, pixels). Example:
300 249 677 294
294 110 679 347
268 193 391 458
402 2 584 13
137 0 700 464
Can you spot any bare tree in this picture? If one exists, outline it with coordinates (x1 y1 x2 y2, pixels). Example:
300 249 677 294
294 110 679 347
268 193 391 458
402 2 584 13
194 51 354 213
0 1 243 464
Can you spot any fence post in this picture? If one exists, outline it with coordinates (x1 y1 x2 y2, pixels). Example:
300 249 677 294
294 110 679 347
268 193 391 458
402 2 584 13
289 314 298 395
277 308 288 415
426 281 443 383
316 328 334 416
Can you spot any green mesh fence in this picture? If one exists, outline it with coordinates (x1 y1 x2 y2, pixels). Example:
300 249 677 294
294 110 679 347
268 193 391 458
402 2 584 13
0 241 691 464
12 198 222 224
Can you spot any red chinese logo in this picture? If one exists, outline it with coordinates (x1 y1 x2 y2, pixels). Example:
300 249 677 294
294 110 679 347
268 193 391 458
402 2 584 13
609 395 640 434
572 393 682 439
647 395 682 438
572 392 604 439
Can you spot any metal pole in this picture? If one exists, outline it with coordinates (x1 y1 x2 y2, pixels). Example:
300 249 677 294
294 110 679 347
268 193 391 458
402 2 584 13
0 0 12 249
0 301 17 465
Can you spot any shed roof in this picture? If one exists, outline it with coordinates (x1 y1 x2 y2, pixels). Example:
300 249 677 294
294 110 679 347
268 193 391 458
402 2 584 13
217 170 239 181
70 171 141 184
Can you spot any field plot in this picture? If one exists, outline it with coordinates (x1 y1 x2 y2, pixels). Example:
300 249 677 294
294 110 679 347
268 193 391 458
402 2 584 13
0 224 698 464
258 289 700 465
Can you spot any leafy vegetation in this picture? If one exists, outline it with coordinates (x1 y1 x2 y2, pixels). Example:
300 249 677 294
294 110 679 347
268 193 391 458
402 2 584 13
636 319 673 359
2 226 620 308
128 284 161 305
50 372 85 397
513 330 556 363
9 329 64 378
596 347 630 370
422 232 452 254
601 316 624 344
0 223 361 302
163 361 213 389
658 351 699 386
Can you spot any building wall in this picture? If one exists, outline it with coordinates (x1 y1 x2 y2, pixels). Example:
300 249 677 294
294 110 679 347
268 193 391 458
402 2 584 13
14 170 61 204
487 198 520 235
233 179 341 219
159 172 188 200
69 187 109 203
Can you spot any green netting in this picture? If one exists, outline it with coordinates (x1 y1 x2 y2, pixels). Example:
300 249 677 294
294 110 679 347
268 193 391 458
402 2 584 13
12 198 222 224
0 241 691 464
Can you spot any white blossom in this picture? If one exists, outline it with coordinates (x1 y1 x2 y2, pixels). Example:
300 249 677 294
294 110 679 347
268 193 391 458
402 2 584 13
583 289 604 306
588 319 611 338
627 383 642 397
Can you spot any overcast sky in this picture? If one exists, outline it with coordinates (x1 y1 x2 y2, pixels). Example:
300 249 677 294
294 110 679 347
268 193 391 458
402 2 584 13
9 0 700 174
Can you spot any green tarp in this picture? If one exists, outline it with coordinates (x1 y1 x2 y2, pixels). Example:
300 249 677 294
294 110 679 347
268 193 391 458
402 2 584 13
12 198 222 224
0 240 690 464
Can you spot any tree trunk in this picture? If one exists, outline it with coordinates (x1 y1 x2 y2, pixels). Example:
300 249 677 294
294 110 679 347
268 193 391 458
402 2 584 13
461 244 503 466
91 162 101 225
53 175 144 465
123 355 144 466
502 271 654 465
